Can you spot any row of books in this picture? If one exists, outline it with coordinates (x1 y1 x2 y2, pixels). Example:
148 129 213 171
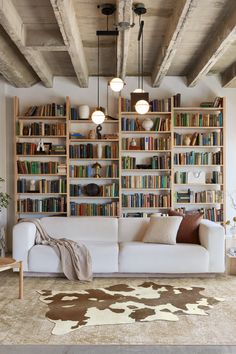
121 117 171 132
200 97 223 108
69 163 119 178
70 201 119 216
121 175 170 189
149 98 172 112
174 171 223 184
174 112 223 127
174 132 223 146
23 103 66 117
121 155 171 170
173 151 222 165
174 189 223 203
17 161 60 174
173 93 181 108
70 184 81 196
122 137 171 151
69 144 119 159
17 178 66 193
17 197 66 212
122 193 171 208
175 207 223 222
16 122 66 136
16 143 66 155
100 182 119 197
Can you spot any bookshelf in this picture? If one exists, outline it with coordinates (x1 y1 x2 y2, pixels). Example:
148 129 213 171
14 95 226 223
172 100 225 223
119 97 173 217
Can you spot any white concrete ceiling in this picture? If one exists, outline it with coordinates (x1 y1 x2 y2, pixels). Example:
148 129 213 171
0 0 236 87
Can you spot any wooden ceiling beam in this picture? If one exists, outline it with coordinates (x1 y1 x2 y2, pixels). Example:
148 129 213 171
116 0 132 81
50 0 89 88
0 28 39 87
0 0 53 87
152 0 195 87
221 61 236 88
187 1 236 87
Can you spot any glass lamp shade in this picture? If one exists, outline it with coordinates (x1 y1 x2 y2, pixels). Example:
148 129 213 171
135 99 150 114
91 109 105 124
133 88 144 93
110 77 124 92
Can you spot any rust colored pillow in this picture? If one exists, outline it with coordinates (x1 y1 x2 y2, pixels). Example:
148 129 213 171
168 210 203 244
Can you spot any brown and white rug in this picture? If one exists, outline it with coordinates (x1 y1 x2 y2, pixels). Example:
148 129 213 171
38 282 223 335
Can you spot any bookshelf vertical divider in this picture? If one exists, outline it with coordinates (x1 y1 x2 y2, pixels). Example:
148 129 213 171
66 96 70 217
170 97 174 212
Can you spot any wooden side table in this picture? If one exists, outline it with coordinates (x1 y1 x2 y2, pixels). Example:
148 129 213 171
227 255 236 275
0 257 23 299
225 236 236 276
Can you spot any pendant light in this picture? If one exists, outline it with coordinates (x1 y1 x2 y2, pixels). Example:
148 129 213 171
135 18 149 114
92 33 105 125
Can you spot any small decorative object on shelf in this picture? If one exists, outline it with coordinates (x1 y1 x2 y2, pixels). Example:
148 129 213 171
142 118 154 131
88 129 96 139
29 180 37 192
92 162 102 178
36 139 45 153
84 183 100 196
96 124 102 139
183 135 191 146
97 144 102 158
78 105 90 119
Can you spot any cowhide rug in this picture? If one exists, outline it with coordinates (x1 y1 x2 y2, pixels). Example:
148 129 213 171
38 282 223 335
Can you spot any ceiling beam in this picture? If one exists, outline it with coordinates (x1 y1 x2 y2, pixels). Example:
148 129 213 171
0 28 39 87
50 0 89 88
187 1 236 87
152 0 195 87
25 29 67 51
0 0 53 87
116 0 132 81
221 61 236 88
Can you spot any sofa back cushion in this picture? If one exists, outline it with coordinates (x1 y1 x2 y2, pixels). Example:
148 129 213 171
118 218 150 242
40 217 118 242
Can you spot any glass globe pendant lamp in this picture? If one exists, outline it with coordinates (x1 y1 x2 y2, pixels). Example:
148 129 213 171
109 77 124 92
135 99 149 114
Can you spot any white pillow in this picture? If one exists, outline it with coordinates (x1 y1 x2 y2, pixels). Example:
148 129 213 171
143 216 183 245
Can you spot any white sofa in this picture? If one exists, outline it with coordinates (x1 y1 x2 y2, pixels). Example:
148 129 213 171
13 217 225 275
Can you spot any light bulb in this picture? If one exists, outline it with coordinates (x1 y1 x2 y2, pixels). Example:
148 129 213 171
110 78 124 92
91 109 105 124
135 99 149 114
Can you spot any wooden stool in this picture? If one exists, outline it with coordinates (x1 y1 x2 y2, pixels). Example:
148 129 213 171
0 257 23 299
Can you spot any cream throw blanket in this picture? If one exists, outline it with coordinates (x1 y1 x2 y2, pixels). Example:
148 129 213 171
20 219 92 281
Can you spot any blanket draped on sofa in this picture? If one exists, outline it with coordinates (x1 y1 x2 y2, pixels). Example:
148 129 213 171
19 219 92 281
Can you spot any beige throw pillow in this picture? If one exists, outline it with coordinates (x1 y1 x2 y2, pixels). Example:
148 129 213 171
143 216 183 245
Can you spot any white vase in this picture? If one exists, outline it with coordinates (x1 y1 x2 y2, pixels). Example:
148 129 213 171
142 118 154 131
97 144 102 158
78 105 90 119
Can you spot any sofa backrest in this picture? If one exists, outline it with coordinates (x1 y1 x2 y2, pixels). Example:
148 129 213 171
40 217 118 242
118 218 149 242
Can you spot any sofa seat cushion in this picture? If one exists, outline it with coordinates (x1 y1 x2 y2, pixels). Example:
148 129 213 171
119 242 209 273
28 241 119 274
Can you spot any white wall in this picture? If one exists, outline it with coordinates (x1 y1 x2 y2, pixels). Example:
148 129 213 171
4 75 236 246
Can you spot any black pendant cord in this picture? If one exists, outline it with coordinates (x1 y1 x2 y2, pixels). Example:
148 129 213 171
141 20 144 91
97 35 100 109
138 16 141 89
115 33 118 77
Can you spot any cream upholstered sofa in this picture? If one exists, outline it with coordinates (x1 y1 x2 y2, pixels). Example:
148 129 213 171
13 217 225 275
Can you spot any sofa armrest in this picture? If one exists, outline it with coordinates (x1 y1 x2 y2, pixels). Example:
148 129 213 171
13 222 37 271
199 219 225 272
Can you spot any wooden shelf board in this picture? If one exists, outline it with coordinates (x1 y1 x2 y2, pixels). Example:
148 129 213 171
17 193 67 195
69 119 118 124
121 112 171 115
69 215 119 217
174 165 223 167
122 188 171 191
174 126 223 130
70 196 119 199
122 169 171 172
17 116 66 119
17 174 67 176
174 146 223 148
69 158 119 161
69 177 119 180
17 212 67 214
122 207 170 210
121 150 171 153
17 155 67 157
69 139 119 142
174 183 223 186
121 131 171 134
17 135 67 138
174 202 223 205
174 107 223 111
